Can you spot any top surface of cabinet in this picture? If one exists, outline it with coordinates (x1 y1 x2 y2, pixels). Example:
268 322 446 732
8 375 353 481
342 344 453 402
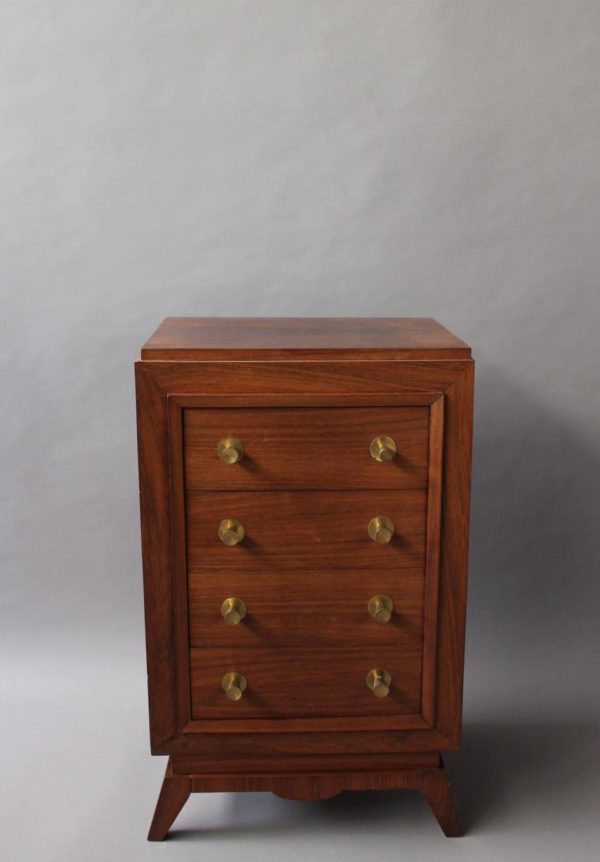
141 317 471 361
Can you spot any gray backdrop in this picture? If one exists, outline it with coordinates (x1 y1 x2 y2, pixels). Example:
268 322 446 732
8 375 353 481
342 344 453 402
1 2 599 860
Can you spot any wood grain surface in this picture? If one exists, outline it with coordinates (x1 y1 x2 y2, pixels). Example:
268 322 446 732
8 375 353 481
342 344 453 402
136 357 472 753
136 336 473 844
142 317 471 361
190 644 422 719
185 489 427 574
148 754 461 838
188 567 424 648
183 405 429 490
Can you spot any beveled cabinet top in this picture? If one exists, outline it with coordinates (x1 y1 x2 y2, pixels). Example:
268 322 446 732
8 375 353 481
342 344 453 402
141 318 471 361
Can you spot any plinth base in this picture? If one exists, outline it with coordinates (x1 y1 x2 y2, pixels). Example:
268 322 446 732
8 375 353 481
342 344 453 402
147 754 461 840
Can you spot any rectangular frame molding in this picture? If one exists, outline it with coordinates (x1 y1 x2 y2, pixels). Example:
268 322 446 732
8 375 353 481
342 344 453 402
167 392 445 736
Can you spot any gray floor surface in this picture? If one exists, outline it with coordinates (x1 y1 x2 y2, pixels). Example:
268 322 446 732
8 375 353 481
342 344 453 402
2 632 599 862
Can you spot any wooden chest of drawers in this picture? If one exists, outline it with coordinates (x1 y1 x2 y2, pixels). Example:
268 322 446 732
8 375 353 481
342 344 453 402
135 317 474 840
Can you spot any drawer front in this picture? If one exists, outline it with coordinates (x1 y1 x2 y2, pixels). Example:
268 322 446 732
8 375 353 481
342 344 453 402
188 568 424 648
184 406 429 490
186 489 427 574
190 645 422 719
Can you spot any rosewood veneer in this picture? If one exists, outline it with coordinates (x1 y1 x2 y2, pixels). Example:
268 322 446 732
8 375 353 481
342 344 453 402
135 317 474 840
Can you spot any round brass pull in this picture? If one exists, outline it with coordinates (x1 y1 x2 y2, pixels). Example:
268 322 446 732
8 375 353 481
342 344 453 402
222 672 247 701
221 597 247 625
370 436 397 462
368 594 394 623
218 518 245 546
366 668 392 698
217 437 244 464
368 516 395 544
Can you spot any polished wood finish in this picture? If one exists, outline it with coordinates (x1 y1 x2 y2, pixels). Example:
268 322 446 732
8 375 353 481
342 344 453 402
149 754 460 838
420 758 462 837
135 318 474 840
186 489 427 574
168 726 454 764
188 567 424 648
142 317 471 360
184 406 429 490
147 762 190 841
190 643 422 719
422 395 444 724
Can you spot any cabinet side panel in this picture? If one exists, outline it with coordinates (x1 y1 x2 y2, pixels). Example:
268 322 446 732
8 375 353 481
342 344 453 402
435 361 474 745
135 362 178 751
421 395 444 724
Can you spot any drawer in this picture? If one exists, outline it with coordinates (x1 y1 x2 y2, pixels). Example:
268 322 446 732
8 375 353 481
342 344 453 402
190 645 422 720
183 406 429 490
186 489 427 574
188 569 424 648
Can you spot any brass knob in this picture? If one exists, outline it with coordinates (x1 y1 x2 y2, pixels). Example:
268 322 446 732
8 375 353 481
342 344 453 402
366 668 392 698
221 597 247 625
222 672 247 701
368 516 395 544
370 436 397 462
217 437 244 464
218 518 245 546
368 594 394 623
